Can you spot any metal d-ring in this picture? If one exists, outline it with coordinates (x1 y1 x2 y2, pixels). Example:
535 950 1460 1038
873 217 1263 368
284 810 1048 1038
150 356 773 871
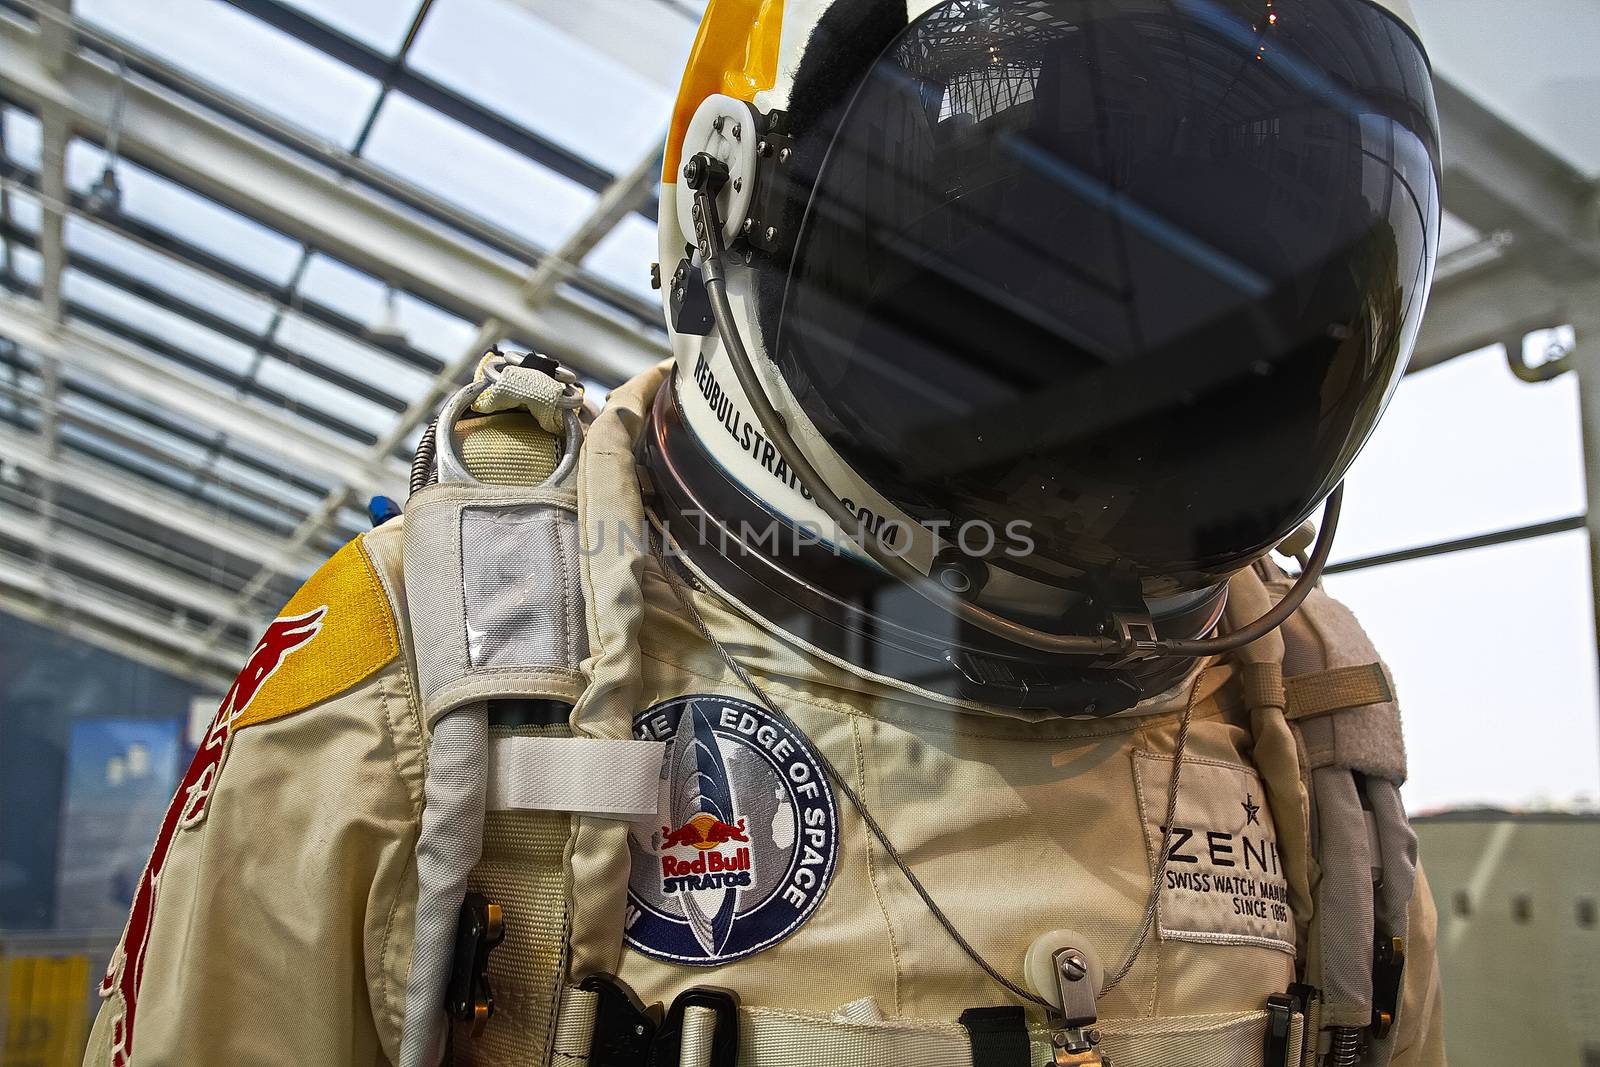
433 375 582 488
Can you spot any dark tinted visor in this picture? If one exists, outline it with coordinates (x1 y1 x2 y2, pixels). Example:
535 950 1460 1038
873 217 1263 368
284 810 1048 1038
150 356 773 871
771 0 1440 583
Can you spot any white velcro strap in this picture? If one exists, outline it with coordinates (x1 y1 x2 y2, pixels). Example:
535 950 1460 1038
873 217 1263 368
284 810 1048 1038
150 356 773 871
487 736 665 819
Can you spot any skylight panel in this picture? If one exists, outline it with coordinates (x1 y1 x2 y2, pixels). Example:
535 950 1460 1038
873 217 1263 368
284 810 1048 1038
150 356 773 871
66 217 278 334
250 355 397 438
296 252 387 325
58 391 213 469
360 93 596 249
66 143 304 285
405 0 676 174
296 252 472 365
77 0 385 148
582 212 659 302
62 269 260 377
1 190 43 238
277 0 423 56
205 449 327 513
273 310 436 400
1 108 43 171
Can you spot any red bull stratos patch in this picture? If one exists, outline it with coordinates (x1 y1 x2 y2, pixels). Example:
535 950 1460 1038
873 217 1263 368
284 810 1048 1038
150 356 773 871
626 694 838 965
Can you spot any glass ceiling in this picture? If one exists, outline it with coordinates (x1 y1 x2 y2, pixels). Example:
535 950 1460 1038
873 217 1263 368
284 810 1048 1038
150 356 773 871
0 0 695 671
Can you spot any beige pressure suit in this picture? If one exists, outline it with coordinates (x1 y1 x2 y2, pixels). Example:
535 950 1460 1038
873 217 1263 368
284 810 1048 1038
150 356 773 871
85 362 1444 1066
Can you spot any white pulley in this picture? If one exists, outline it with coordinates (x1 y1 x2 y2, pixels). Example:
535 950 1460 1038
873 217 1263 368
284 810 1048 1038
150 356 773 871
1023 928 1105 1011
675 94 760 247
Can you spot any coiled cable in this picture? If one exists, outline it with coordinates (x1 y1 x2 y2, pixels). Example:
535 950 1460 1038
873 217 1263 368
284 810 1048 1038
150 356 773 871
409 419 438 496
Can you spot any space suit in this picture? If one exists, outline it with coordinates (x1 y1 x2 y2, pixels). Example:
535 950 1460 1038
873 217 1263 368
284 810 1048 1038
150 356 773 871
86 1 1446 1065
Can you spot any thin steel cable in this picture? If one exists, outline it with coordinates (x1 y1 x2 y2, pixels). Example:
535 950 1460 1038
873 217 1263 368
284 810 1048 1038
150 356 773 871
1101 669 1202 992
652 540 1048 1008
653 533 1198 1010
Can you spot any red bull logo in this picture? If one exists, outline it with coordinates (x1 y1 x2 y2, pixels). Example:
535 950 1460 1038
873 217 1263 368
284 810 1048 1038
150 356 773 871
660 814 750 850
659 814 753 894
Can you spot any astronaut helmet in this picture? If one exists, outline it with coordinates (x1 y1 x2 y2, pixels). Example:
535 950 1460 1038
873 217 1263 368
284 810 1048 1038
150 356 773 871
647 0 1441 715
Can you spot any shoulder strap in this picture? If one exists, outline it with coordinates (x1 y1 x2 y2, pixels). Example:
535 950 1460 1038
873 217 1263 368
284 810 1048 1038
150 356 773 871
1228 563 1416 1067
399 361 661 1067
1263 562 1407 784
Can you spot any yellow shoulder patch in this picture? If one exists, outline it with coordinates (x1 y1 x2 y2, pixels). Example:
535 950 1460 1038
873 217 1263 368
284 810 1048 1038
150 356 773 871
228 536 400 731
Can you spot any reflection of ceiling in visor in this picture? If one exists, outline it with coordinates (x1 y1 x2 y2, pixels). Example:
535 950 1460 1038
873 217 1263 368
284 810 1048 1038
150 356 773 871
768 0 1440 582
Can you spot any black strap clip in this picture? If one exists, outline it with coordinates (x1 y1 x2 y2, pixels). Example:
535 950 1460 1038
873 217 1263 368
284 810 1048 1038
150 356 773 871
1371 935 1406 1038
445 893 505 1036
581 974 660 1067
651 986 739 1067
959 1006 1032 1067
1264 993 1298 1067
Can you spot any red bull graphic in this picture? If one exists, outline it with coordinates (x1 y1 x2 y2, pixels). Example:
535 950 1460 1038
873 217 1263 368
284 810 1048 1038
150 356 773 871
626 695 838 966
661 814 751 849
99 607 326 1067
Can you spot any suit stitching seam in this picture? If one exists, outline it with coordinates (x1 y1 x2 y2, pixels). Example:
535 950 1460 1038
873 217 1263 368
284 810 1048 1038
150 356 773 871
851 717 903 1016
376 671 421 1044
1129 748 1161 1016
354 535 402 659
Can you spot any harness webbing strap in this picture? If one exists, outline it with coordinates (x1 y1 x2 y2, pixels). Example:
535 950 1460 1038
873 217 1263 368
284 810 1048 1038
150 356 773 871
681 1005 720 1067
487 736 666 817
1241 660 1287 713
1284 665 1393 722
550 986 597 1067
552 986 1301 1067
453 749 572 1066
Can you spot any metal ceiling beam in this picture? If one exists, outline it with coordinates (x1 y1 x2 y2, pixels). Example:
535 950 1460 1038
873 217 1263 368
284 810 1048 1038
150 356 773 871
219 0 634 212
381 140 666 466
22 0 661 331
1435 77 1600 278
1412 257 1600 374
0 294 408 495
0 499 252 623
0 12 668 385
0 570 242 685
1403 78 1600 375
0 554 244 665
0 164 451 376
192 140 668 653
0 420 324 575
28 0 71 630
36 369 333 500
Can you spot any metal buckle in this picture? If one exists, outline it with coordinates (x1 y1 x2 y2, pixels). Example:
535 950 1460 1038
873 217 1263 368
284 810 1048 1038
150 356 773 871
1049 948 1111 1067
651 986 739 1067
580 974 660 1067
444 893 504 1036
1371 935 1406 1038
1264 993 1297 1067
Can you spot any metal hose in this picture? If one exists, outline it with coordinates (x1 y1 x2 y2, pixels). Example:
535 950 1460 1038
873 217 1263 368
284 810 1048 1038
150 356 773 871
1328 1026 1363 1067
409 419 438 496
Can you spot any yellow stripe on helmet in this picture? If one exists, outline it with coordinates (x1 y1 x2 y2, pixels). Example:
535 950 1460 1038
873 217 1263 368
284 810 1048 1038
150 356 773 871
664 0 785 182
